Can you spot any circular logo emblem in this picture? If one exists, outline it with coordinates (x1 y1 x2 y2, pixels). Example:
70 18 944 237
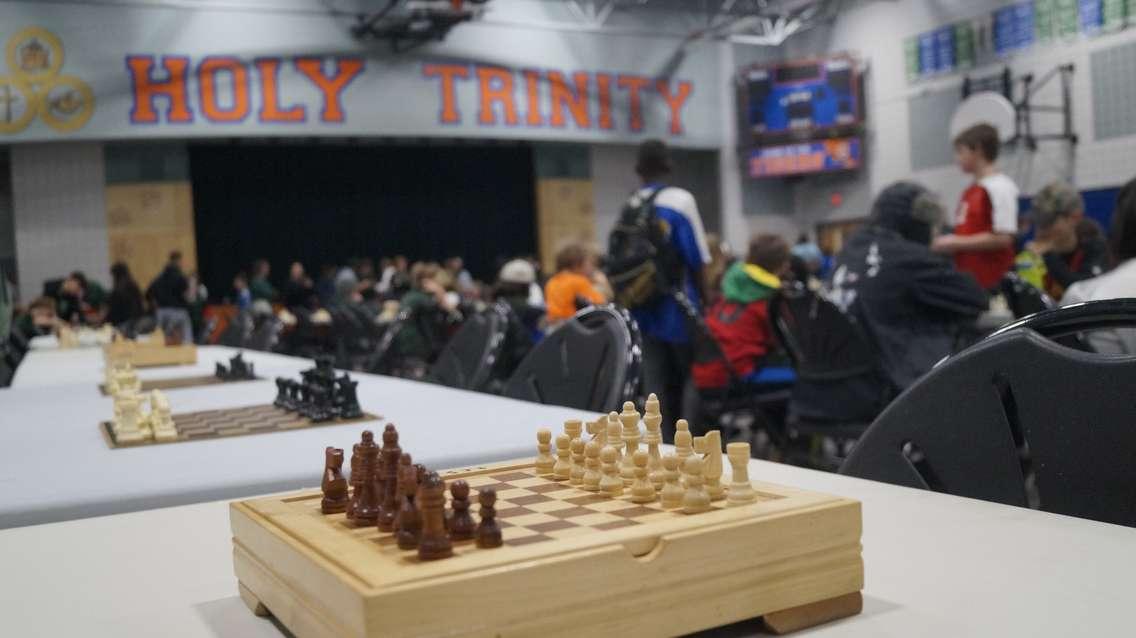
1 26 93 134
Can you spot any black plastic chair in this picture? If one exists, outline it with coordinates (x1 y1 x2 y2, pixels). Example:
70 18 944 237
502 304 641 412
429 303 509 391
841 300 1136 527
0 345 13 387
769 286 890 433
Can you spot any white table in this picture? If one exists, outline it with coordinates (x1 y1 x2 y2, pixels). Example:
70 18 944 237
10 344 314 388
0 346 600 528
1 458 1132 637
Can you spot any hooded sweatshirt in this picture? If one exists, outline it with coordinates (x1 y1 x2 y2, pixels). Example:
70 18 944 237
692 261 780 389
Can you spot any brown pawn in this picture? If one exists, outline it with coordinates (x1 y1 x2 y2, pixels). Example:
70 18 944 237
346 439 363 520
476 488 503 549
376 425 402 532
417 472 453 561
395 454 421 550
413 464 428 504
351 431 381 525
320 447 349 514
448 480 475 541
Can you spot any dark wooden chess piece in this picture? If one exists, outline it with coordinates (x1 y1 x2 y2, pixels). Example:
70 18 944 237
448 480 475 541
476 488 502 549
336 374 363 419
273 377 289 409
287 380 302 411
351 431 381 525
346 437 363 520
395 453 421 550
417 472 453 560
376 425 402 532
215 362 227 379
320 447 349 514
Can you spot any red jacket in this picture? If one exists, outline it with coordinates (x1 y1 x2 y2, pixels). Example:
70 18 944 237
691 262 778 390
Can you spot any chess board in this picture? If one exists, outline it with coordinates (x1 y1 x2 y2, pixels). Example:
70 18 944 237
231 460 864 638
103 342 197 367
100 404 380 449
98 374 261 396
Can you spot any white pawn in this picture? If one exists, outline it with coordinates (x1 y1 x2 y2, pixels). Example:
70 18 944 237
149 390 177 442
553 433 572 481
630 451 655 503
726 442 758 506
618 401 641 485
682 456 711 514
582 441 602 491
660 455 684 509
599 446 623 498
535 428 555 475
643 393 664 491
675 419 693 461
569 438 586 486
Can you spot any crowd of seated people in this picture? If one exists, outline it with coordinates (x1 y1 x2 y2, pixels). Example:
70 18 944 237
6 132 1136 473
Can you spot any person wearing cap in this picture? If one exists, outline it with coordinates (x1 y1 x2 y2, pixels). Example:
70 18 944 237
491 258 546 389
617 139 711 439
829 181 988 390
1023 181 1108 301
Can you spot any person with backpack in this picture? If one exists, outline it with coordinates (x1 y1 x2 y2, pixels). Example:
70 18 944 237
828 181 988 390
691 234 790 391
606 140 710 441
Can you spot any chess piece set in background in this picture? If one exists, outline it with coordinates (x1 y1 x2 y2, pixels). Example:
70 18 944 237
274 355 363 422
539 393 758 514
215 353 256 381
320 426 502 561
105 362 177 443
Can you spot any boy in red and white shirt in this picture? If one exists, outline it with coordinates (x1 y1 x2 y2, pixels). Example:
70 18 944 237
932 123 1019 290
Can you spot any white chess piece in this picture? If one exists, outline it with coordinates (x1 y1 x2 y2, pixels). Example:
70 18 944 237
113 392 148 444
535 428 555 475
726 442 758 506
675 419 693 461
682 456 711 514
643 393 664 491
599 446 623 498
660 455 684 509
582 441 602 491
618 401 641 486
149 390 177 442
702 430 725 501
553 433 572 481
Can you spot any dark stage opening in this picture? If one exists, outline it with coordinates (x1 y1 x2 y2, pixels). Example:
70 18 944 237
190 143 536 299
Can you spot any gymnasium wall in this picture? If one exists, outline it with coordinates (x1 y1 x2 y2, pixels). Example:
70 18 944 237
10 143 110 302
734 0 1136 237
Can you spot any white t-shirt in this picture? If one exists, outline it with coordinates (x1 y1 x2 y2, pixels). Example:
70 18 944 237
1062 258 1136 354
978 173 1020 234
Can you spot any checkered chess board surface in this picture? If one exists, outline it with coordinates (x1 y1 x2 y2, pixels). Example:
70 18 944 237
98 374 260 395
321 467 781 559
100 404 380 449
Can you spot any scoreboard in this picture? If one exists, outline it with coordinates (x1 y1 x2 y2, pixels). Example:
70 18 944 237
744 56 860 136
747 138 861 178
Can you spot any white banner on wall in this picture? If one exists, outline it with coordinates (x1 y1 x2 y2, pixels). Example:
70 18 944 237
0 2 722 147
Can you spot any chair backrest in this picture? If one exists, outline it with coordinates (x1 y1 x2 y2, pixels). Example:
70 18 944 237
502 304 641 412
768 286 892 423
999 272 1055 319
429 303 508 391
841 323 1136 527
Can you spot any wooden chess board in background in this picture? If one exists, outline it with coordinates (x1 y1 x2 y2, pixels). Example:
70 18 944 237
98 374 261 396
231 460 864 637
100 404 381 449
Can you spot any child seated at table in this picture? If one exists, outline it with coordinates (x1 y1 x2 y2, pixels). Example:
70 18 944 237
544 243 609 325
691 234 790 391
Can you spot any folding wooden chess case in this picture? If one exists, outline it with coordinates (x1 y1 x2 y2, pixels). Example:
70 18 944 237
230 459 864 637
103 341 197 367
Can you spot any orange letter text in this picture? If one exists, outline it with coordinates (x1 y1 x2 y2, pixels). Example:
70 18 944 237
126 55 192 124
295 57 364 123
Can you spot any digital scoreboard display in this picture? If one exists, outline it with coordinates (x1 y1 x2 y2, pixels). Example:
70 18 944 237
744 56 860 136
747 138 861 178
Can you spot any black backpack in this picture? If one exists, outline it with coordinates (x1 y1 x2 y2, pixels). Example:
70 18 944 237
605 188 682 309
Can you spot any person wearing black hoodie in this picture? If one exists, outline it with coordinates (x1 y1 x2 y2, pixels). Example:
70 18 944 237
828 181 989 390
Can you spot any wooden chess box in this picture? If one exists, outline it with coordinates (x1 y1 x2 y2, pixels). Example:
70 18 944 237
231 459 863 637
103 341 197 367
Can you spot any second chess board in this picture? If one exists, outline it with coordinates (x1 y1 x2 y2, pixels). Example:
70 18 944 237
100 403 380 449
